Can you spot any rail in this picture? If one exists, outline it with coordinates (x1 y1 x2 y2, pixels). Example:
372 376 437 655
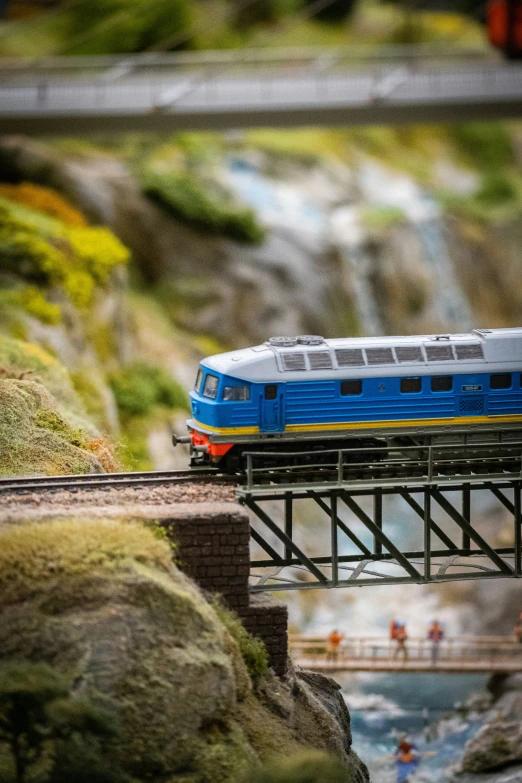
243 440 522 494
0 468 237 494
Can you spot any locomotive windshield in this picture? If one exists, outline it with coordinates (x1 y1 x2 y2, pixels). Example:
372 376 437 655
194 368 203 393
203 374 219 399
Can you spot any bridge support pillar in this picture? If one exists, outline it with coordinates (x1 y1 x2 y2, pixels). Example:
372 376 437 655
157 503 288 676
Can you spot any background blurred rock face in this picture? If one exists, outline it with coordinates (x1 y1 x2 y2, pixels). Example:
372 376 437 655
3 130 521 352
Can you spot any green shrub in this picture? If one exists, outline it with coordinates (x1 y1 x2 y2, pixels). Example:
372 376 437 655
476 172 518 206
64 0 193 55
141 171 265 244
109 361 189 417
247 749 350 783
448 123 514 170
0 661 126 783
213 601 269 684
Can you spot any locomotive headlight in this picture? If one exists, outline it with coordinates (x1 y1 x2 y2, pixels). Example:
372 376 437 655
223 385 250 401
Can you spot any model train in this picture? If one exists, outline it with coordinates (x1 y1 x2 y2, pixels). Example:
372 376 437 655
174 328 522 472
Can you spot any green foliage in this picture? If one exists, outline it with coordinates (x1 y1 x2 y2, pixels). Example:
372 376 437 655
0 661 125 783
3 286 61 326
70 370 113 433
109 361 188 417
50 739 129 783
115 415 154 471
34 409 87 449
213 601 269 684
65 0 192 55
448 123 515 170
0 198 129 309
141 171 265 244
360 205 406 231
475 172 518 206
302 0 357 23
233 0 278 28
247 750 351 783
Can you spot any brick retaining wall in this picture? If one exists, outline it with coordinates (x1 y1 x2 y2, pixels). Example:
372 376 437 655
158 503 288 677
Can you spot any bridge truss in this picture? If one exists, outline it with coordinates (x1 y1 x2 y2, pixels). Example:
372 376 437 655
239 443 522 592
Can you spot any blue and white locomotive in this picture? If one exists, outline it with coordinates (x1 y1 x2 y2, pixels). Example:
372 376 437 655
178 328 522 471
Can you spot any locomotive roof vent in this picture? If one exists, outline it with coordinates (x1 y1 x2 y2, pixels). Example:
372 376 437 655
296 335 324 345
268 336 298 347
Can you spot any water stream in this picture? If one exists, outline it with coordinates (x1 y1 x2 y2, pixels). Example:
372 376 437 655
344 673 487 782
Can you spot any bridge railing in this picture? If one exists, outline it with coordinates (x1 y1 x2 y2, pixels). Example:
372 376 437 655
0 58 521 119
244 440 522 493
289 635 522 665
0 43 497 79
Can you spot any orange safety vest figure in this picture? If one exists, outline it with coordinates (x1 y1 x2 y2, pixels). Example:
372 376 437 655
391 620 408 662
326 629 343 662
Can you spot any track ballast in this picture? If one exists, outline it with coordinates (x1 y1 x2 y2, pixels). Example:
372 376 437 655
0 468 238 495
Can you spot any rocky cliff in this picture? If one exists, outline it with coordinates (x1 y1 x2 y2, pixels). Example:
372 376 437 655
452 674 522 783
0 513 369 783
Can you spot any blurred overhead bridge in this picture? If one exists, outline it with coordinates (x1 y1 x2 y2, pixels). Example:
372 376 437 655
0 44 522 134
290 635 522 673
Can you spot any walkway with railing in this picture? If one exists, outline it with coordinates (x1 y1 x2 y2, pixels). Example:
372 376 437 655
0 45 521 133
290 635 522 673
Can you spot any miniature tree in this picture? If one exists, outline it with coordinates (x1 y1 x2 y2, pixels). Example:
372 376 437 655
0 661 125 783
0 662 68 783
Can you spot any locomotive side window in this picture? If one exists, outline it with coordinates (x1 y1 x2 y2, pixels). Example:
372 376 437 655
431 376 452 392
203 374 219 399
223 386 250 401
490 373 511 390
195 368 203 393
341 380 362 396
265 385 277 400
400 377 421 393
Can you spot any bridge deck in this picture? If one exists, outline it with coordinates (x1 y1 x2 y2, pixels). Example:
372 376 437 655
290 636 522 674
293 658 522 673
0 52 521 133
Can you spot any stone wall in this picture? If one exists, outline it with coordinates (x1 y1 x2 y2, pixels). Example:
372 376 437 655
158 502 289 677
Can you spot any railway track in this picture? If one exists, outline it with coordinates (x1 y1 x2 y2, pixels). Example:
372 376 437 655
1 453 519 496
0 468 239 495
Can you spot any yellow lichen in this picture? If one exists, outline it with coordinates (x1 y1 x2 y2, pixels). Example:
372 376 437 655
6 286 61 325
0 197 130 309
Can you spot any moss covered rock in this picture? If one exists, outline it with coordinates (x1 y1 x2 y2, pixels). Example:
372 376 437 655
0 379 103 476
0 336 91 427
0 516 369 783
461 722 522 774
